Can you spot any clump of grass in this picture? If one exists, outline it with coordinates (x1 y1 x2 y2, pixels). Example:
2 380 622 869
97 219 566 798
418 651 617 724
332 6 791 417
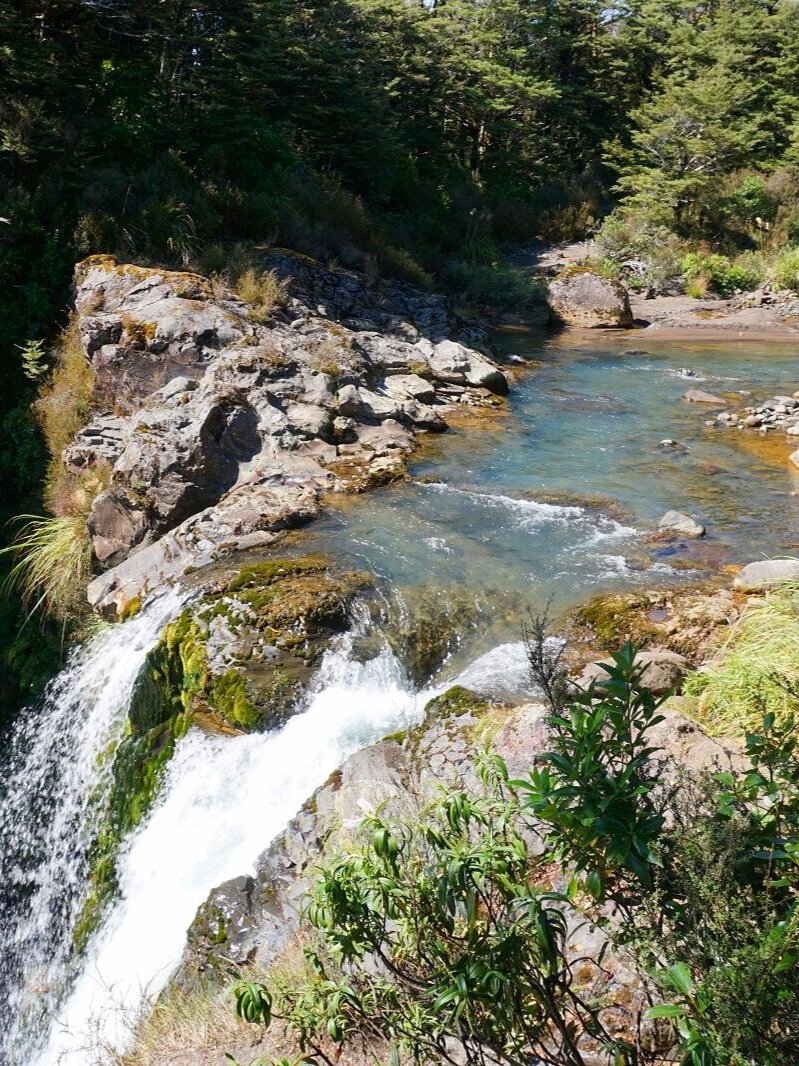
234 267 289 322
6 320 103 622
108 983 254 1066
2 514 94 620
685 583 799 735
34 317 93 464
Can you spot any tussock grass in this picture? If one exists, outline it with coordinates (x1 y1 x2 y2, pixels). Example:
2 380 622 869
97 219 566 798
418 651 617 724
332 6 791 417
685 583 799 735
2 514 94 620
4 320 102 621
774 246 799 293
234 267 289 322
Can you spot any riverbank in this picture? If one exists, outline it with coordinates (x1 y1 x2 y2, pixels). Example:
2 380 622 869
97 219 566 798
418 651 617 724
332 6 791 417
510 239 799 337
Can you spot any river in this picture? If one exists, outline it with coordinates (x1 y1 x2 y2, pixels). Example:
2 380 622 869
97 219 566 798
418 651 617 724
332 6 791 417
2 330 799 1064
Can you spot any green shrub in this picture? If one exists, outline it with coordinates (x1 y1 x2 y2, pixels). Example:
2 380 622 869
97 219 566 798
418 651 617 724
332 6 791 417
594 210 684 291
680 252 761 297
228 641 799 1066
773 247 799 292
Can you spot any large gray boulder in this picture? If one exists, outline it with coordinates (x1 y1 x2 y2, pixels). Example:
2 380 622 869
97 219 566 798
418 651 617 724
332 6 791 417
547 269 633 329
577 647 690 695
69 256 509 617
428 340 509 395
734 559 799 592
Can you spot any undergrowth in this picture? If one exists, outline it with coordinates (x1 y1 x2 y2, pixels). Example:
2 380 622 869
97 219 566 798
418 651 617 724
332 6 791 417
2 513 93 620
685 583 799 734
2 320 99 622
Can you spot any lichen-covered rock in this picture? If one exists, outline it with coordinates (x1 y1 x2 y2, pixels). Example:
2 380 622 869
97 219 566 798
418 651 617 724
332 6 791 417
67 256 509 618
547 269 633 329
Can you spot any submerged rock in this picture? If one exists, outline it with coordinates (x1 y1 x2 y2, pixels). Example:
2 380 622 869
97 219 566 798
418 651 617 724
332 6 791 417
683 388 727 405
546 269 633 329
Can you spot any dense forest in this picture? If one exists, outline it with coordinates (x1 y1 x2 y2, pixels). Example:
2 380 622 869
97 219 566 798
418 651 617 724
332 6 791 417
2 0 799 709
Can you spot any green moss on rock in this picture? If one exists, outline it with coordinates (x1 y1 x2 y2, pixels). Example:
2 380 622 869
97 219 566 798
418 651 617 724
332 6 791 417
571 592 660 650
424 685 489 720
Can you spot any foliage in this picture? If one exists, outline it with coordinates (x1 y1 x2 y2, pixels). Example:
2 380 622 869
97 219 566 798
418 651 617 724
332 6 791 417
773 247 799 293
246 754 629 1066
228 636 799 1065
685 583 799 735
594 211 684 293
0 513 93 622
680 253 761 298
18 339 48 381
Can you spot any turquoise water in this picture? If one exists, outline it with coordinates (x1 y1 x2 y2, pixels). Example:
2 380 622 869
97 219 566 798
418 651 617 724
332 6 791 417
306 332 799 661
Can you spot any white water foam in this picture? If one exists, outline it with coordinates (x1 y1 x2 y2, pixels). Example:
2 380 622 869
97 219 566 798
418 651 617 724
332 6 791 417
422 483 637 545
0 588 187 1066
35 637 425 1065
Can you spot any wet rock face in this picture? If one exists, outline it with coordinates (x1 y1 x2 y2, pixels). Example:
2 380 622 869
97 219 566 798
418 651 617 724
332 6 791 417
68 256 509 618
547 269 633 329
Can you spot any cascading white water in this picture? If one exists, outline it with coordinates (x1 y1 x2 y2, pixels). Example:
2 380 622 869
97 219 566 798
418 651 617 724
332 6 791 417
35 628 427 1064
0 589 187 1066
3 586 539 1066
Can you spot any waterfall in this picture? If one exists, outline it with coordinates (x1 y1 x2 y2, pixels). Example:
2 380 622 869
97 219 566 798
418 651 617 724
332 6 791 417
2 585 536 1065
30 626 425 1065
0 589 187 1066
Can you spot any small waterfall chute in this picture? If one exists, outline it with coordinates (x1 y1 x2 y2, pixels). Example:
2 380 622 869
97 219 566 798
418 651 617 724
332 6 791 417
0 588 187 1066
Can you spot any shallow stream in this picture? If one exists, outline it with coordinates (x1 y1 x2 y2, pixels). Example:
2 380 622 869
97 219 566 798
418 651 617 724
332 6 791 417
4 330 799 1064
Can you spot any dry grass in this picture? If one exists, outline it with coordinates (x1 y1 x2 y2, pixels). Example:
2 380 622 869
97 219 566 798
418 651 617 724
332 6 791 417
234 267 289 323
107 983 254 1066
35 317 94 465
685 582 799 735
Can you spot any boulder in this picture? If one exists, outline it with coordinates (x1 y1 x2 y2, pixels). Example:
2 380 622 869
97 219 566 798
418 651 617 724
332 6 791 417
577 647 690 695
684 389 727 405
88 491 149 567
657 510 706 538
546 269 633 329
790 448 799 469
734 559 799 592
428 340 509 395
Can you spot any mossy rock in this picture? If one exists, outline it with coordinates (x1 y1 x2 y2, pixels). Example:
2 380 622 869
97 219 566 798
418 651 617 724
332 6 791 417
383 585 482 684
569 592 660 651
423 685 490 721
74 555 368 952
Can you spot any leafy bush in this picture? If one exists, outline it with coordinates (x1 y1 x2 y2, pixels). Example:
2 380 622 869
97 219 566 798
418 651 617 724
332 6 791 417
773 247 799 293
680 252 761 298
228 640 799 1066
594 211 684 292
